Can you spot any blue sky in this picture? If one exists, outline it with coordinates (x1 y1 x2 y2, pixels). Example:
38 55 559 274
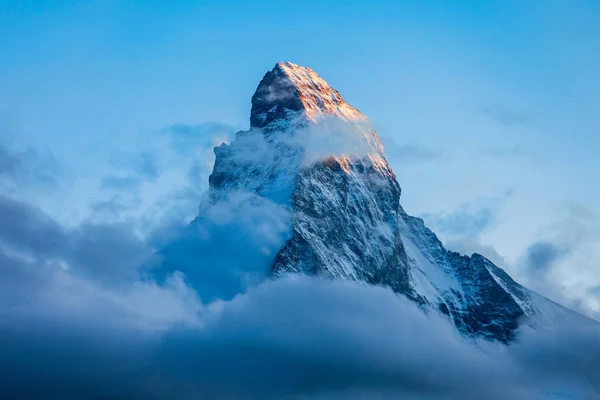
1 0 599 313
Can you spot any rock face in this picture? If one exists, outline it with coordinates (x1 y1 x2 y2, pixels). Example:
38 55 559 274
250 62 365 129
272 154 416 299
206 62 578 343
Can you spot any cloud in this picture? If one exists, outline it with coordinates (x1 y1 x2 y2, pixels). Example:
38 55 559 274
69 222 155 286
481 104 534 129
156 190 292 302
0 141 63 190
0 194 153 288
0 194 68 259
100 174 144 190
525 242 568 272
422 190 513 239
421 191 516 277
0 144 19 175
382 141 442 164
517 203 600 319
427 205 494 237
0 263 599 399
84 122 238 229
91 194 143 217
148 277 510 400
299 117 387 166
483 145 539 161
110 150 161 181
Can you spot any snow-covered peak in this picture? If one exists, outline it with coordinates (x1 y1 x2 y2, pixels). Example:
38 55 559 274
250 61 366 128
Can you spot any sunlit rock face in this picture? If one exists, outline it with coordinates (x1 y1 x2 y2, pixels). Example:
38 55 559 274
205 61 581 343
250 62 366 129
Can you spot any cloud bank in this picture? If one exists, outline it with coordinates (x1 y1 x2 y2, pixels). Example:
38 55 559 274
0 123 599 400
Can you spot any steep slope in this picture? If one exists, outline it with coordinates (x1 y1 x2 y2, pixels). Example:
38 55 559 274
205 62 580 343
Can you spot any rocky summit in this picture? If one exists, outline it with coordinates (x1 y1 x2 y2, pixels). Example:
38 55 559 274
205 62 586 343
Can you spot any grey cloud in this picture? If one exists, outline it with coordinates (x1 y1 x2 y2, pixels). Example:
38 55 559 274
518 203 600 319
1 272 599 399
0 189 598 399
149 277 512 400
0 194 68 259
0 250 54 307
525 241 568 272
0 142 63 189
0 194 151 287
69 222 154 286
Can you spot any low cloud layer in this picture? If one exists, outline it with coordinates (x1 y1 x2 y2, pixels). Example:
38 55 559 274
1 123 599 399
0 179 599 399
1 250 599 399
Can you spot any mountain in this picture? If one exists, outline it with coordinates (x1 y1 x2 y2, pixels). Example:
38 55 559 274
201 62 585 343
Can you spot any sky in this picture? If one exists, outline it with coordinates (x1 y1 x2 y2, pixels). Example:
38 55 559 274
1 1 600 397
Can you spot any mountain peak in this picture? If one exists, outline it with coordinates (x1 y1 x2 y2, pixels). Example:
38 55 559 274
250 61 365 128
196 61 595 346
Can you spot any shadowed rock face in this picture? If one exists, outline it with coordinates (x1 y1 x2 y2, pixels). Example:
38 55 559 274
250 62 365 129
203 61 581 343
446 253 525 342
250 65 304 128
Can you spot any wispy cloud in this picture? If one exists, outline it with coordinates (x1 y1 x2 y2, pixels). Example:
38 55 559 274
482 145 539 161
422 189 513 239
0 141 63 190
419 190 514 267
110 150 161 182
481 104 535 129
381 139 443 164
